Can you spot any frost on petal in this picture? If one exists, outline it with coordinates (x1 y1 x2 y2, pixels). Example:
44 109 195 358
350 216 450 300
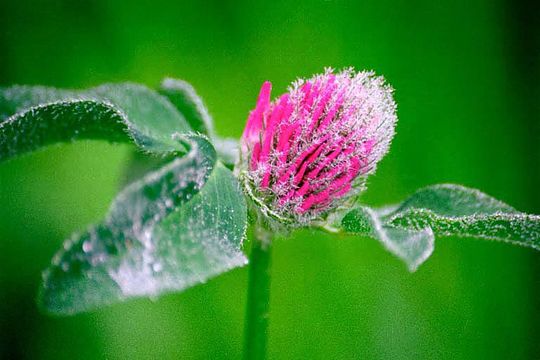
238 68 398 225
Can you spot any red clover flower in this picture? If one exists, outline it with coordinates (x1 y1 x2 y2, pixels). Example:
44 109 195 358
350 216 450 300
238 68 397 226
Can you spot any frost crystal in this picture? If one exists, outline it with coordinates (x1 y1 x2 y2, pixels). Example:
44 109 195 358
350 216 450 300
238 68 397 225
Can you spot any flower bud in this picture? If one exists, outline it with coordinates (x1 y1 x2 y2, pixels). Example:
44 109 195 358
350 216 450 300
238 68 397 225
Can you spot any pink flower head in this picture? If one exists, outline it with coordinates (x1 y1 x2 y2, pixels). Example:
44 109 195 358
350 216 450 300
239 68 397 225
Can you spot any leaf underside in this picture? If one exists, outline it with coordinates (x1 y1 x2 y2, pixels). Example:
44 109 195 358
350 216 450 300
342 184 540 271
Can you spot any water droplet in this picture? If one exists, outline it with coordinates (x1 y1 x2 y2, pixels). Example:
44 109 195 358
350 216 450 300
82 240 93 253
61 262 70 272
152 262 163 273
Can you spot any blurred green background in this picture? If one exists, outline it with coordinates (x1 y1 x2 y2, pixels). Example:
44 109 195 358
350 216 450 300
1 0 539 359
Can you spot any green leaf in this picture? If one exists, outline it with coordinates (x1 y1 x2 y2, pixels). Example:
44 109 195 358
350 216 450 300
341 184 540 271
391 183 518 217
159 78 214 136
158 78 240 167
39 136 248 315
386 184 540 250
0 83 193 161
341 206 434 271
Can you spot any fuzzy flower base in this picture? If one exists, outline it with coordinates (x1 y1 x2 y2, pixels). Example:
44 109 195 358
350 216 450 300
239 68 397 225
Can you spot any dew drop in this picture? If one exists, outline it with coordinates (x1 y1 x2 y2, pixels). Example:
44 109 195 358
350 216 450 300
61 262 70 272
152 262 163 273
82 240 93 253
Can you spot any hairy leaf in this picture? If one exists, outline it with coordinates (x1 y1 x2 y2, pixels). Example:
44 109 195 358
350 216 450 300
0 83 193 161
39 136 247 315
391 183 518 217
341 206 434 271
386 184 540 250
159 78 239 166
342 184 539 270
159 78 214 136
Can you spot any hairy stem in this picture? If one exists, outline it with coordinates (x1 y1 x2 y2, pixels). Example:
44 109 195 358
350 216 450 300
243 227 272 360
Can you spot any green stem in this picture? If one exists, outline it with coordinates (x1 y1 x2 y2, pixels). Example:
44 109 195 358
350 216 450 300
243 227 272 360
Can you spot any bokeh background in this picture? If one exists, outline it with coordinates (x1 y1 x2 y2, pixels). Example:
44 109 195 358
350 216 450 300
1 0 539 359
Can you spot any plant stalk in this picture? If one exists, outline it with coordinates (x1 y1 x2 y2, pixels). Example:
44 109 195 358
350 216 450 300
243 227 272 360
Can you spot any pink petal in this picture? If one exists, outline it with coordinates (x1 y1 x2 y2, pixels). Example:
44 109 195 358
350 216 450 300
242 81 272 146
275 134 331 186
250 142 262 170
260 95 290 188
299 189 330 212
317 89 346 133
